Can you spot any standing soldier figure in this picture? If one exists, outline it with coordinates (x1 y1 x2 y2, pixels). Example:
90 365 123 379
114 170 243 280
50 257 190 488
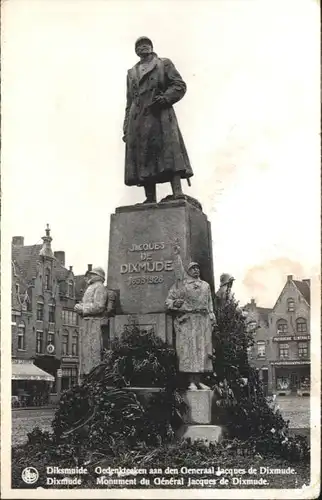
123 36 193 203
74 267 116 378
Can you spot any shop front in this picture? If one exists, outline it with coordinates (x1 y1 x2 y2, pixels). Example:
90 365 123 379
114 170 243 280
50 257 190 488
272 361 310 396
61 356 79 392
12 359 55 407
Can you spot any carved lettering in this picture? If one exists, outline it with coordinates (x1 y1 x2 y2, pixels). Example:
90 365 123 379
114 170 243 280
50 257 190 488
123 241 172 284
140 252 153 261
120 264 128 274
164 260 174 271
128 275 164 286
155 261 164 272
128 242 165 252
121 260 173 275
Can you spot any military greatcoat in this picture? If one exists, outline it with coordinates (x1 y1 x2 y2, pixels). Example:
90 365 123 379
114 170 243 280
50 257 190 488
123 54 193 186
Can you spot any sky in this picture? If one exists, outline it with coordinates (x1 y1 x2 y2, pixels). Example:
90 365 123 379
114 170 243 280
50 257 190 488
2 0 320 308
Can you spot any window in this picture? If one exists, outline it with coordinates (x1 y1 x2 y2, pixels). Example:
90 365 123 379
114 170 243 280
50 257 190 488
279 343 289 359
61 367 78 391
36 331 44 354
45 269 51 290
71 331 79 356
276 319 288 334
298 342 308 358
247 321 257 333
296 317 307 333
62 310 78 326
47 332 55 346
17 322 26 350
36 297 44 321
68 280 74 298
257 341 266 358
287 298 295 312
48 302 55 323
62 331 69 355
15 283 20 295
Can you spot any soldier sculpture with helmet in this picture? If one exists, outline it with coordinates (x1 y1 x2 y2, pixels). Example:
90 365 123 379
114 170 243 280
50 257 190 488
74 267 116 377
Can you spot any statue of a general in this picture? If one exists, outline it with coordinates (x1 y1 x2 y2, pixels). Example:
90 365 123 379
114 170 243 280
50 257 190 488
74 267 116 377
123 36 193 203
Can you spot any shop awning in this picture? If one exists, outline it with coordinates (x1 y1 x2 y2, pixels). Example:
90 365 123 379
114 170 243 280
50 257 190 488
12 361 55 381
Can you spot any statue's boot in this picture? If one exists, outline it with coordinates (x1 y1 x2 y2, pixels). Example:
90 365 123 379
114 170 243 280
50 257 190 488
143 183 157 203
171 174 185 199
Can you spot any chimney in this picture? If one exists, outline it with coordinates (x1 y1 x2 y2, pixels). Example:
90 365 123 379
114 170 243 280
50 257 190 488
87 264 93 272
12 236 24 246
54 251 65 267
251 298 256 306
303 278 310 287
69 266 73 272
287 275 293 281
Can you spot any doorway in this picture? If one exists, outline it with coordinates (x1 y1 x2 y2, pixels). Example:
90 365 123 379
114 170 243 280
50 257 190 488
290 372 299 392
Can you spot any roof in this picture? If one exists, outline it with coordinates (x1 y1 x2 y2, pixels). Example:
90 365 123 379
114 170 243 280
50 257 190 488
12 242 72 294
56 263 69 282
256 307 271 324
12 244 42 292
11 360 55 381
293 280 310 305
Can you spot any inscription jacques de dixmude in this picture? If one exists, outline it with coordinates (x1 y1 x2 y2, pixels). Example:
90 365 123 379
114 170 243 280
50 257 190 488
120 241 174 286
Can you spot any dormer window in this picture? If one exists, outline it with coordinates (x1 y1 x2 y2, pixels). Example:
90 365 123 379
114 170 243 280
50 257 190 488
287 298 295 312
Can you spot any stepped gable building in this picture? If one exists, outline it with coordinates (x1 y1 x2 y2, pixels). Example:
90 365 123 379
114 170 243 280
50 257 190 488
11 225 85 405
245 274 311 396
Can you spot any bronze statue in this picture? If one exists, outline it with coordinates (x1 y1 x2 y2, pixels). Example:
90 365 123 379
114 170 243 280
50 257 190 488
123 36 193 203
74 267 116 377
166 261 216 390
216 273 235 303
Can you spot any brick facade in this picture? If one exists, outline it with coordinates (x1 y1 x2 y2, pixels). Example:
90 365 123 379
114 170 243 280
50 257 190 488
245 275 310 396
11 226 85 404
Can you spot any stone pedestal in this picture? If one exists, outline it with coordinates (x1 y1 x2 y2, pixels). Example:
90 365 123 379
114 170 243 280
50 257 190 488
179 388 223 444
180 425 223 444
107 198 214 341
183 389 212 424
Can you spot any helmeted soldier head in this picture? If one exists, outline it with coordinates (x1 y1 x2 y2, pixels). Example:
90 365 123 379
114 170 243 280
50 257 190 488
135 36 153 57
187 261 200 279
220 273 235 287
85 266 105 284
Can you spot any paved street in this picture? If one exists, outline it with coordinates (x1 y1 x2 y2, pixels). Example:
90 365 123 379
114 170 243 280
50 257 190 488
12 408 54 446
11 396 310 447
274 396 310 428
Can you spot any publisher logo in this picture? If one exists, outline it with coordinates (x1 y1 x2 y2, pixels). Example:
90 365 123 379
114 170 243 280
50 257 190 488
21 467 39 485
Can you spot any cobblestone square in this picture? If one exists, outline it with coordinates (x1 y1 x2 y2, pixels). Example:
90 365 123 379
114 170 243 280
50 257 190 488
11 396 311 447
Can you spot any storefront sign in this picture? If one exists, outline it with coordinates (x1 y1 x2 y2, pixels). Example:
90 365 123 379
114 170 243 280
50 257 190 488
271 360 310 366
273 336 292 342
273 335 310 342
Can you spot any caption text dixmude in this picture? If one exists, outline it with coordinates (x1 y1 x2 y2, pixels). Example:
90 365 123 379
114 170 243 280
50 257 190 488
44 465 297 487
